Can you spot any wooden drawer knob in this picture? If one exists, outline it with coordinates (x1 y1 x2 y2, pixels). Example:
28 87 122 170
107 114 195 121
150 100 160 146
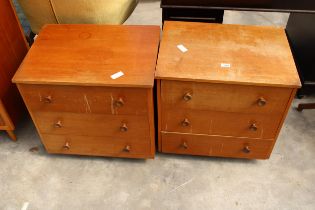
183 92 193 101
43 95 52 103
257 97 267 106
63 142 70 150
54 120 62 128
243 145 251 154
249 123 258 131
114 98 124 108
181 141 188 149
123 145 131 152
120 123 128 132
181 118 190 127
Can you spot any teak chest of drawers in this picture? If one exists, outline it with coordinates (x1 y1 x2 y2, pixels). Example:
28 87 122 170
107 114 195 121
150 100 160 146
156 21 301 159
13 25 160 159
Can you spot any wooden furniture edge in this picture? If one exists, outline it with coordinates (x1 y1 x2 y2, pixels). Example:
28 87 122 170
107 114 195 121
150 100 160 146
12 80 155 89
266 88 297 158
8 0 29 49
147 88 156 158
16 84 48 146
0 100 16 141
154 77 301 89
156 79 162 152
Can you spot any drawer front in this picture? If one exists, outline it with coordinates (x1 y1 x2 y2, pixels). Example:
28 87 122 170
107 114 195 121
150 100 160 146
42 134 153 159
161 80 292 114
161 133 273 159
162 109 281 139
18 84 148 115
33 112 149 139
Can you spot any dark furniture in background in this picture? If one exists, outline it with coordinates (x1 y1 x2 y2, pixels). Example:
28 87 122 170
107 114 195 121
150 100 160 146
286 13 315 96
297 103 315 112
161 0 315 97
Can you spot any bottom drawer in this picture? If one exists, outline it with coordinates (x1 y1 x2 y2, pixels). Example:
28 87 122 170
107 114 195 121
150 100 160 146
161 132 274 159
41 134 153 159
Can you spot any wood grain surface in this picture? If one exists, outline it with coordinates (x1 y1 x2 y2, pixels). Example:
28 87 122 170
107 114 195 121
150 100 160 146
162 108 282 139
42 134 153 159
156 21 299 159
33 111 150 138
161 80 292 114
14 24 158 158
156 21 301 88
18 84 148 115
161 132 273 159
13 24 160 87
0 0 28 140
0 0 28 98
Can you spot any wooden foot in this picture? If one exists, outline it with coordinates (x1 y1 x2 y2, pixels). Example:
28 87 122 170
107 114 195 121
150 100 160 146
297 103 315 112
6 130 17 141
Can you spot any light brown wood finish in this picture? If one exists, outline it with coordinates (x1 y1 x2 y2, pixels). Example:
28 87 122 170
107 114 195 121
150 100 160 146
162 109 282 139
14 25 160 159
157 80 163 151
161 132 273 159
161 80 292 114
156 22 301 159
42 134 152 159
18 84 148 115
0 0 28 140
0 100 16 141
13 25 160 88
156 21 301 88
33 112 150 138
266 89 297 156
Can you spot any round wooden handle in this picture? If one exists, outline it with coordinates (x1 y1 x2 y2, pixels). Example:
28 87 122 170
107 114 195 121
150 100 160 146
114 98 124 108
183 92 193 101
120 123 128 132
123 145 131 152
181 118 190 127
63 142 70 150
243 145 251 153
54 120 62 128
249 123 258 131
44 95 52 103
181 142 188 149
257 97 267 106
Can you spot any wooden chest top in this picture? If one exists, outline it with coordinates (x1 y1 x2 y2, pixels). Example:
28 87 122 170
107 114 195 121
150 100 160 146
156 21 301 88
13 24 160 88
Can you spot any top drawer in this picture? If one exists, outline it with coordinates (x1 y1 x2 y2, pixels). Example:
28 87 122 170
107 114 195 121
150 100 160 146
18 84 148 115
161 80 292 114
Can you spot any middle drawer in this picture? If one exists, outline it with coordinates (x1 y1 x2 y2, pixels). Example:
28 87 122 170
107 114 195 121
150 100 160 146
33 112 150 139
162 109 282 139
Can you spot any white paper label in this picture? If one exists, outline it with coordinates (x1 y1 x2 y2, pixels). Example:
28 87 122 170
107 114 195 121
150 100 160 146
110 71 124 79
177 44 188 53
21 202 30 210
221 63 231 68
